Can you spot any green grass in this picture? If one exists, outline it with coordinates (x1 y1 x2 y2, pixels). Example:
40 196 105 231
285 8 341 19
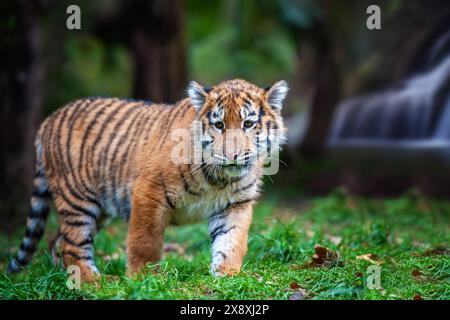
1 190 449 300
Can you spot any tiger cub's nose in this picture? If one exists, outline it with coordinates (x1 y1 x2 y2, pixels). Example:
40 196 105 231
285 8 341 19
224 152 239 163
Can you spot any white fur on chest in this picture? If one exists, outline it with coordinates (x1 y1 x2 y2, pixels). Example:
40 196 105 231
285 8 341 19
170 181 259 225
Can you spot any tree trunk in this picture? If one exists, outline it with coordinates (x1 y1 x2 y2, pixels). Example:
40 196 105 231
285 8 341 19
299 48 340 158
0 0 43 232
126 0 187 103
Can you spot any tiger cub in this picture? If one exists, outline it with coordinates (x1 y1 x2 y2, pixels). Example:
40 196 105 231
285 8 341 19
8 79 288 282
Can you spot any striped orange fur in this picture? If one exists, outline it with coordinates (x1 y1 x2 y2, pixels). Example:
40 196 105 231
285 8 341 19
8 79 288 281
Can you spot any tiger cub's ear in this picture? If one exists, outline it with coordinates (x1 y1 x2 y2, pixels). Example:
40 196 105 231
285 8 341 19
187 81 209 110
265 80 289 110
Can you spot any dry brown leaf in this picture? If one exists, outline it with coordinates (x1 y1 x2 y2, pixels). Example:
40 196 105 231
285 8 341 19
413 294 424 300
411 269 422 278
106 226 121 236
305 244 342 268
290 282 300 290
356 253 383 265
422 247 450 256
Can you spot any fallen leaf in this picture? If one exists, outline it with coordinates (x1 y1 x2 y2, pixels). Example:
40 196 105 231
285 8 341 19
355 272 364 277
290 282 300 290
356 253 383 265
106 226 121 236
423 247 450 256
413 295 424 300
411 269 422 278
305 244 342 268
289 289 307 300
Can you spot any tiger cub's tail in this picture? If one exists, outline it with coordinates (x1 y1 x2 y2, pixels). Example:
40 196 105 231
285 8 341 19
7 137 51 273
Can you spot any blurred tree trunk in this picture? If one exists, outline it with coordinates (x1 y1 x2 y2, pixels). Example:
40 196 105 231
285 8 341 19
129 0 187 103
95 0 187 103
299 43 340 158
0 0 44 231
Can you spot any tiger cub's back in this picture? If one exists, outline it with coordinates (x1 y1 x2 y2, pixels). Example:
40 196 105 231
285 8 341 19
39 97 173 218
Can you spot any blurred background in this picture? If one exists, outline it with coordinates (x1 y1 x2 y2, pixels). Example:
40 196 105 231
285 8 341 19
1 0 450 231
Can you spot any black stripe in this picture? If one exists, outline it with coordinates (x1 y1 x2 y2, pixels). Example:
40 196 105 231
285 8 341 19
124 109 159 179
54 101 73 178
201 162 227 187
180 100 193 118
59 209 82 217
210 223 225 238
155 101 188 151
208 198 254 222
28 207 49 219
258 107 265 124
65 99 98 197
34 168 46 178
109 105 145 202
65 178 101 208
25 227 44 240
42 109 60 176
20 241 37 252
160 175 175 209
78 99 118 184
266 121 272 154
63 234 93 247
53 101 100 206
89 100 130 181
13 257 27 266
211 225 236 243
233 177 258 194
256 129 260 157
215 251 227 259
62 250 92 261
31 189 51 199
65 220 92 227
150 106 176 152
58 191 99 220
179 167 200 196
59 208 97 221
98 102 142 183
141 105 167 144
117 108 153 192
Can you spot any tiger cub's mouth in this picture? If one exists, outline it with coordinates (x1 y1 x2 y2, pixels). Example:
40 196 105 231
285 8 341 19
220 162 252 177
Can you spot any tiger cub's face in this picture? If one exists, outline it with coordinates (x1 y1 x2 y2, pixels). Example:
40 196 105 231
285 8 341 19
188 79 288 180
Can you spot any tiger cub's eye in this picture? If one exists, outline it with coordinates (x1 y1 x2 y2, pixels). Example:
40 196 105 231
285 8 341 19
214 121 224 130
243 120 254 128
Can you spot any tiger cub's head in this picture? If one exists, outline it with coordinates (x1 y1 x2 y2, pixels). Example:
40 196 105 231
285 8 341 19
187 78 288 180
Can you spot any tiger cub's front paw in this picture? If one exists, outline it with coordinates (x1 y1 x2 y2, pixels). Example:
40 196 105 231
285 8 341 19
210 251 242 276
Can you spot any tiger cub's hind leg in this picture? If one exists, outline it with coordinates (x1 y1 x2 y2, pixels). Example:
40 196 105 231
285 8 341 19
54 194 101 282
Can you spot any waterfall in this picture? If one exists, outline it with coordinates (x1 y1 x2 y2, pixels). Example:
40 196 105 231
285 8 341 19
327 28 450 169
